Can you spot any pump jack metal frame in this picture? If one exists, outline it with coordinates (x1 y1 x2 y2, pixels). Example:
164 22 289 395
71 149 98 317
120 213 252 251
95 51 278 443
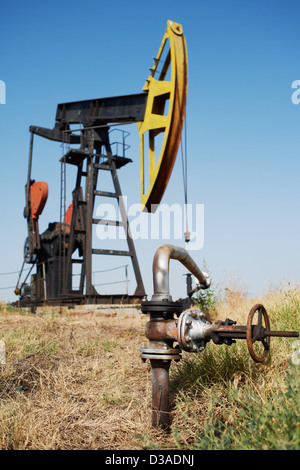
21 95 147 306
17 20 188 307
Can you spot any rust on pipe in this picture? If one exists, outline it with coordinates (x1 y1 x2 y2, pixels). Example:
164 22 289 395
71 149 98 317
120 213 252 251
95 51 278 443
150 359 171 430
145 318 178 343
145 244 210 431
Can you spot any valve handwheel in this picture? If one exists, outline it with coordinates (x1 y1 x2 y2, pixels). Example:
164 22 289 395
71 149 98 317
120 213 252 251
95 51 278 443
246 304 271 363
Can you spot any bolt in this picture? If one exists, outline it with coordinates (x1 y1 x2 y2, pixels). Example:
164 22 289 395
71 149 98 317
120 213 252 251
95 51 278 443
192 312 198 319
185 336 191 343
186 319 192 326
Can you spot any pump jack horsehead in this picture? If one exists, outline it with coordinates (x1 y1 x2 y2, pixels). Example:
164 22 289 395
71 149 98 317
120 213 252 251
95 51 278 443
16 20 187 306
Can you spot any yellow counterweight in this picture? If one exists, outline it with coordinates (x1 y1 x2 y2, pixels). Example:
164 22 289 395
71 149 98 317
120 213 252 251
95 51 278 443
137 20 188 212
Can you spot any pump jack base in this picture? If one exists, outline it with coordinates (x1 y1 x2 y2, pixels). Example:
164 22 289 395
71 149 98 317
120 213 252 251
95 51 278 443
13 294 144 309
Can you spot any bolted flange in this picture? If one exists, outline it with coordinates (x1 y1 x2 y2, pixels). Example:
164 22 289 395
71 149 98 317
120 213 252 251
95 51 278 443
177 309 212 353
140 345 181 362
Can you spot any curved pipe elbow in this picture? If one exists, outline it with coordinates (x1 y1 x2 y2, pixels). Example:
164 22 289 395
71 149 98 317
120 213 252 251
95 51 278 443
152 244 211 300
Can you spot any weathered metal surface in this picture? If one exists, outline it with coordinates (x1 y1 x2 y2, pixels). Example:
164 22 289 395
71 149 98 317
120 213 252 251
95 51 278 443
150 359 171 430
204 304 299 363
140 346 181 361
138 20 188 212
141 243 211 430
55 93 147 126
246 304 270 363
145 318 178 343
30 181 48 220
152 244 210 301
177 309 211 353
15 293 144 309
141 244 299 430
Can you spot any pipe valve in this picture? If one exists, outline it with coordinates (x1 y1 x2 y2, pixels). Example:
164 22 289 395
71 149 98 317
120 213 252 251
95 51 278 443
141 245 299 430
177 309 212 353
177 305 299 363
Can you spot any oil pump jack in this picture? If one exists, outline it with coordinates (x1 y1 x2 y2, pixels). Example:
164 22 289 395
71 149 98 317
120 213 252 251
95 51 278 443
14 20 299 432
15 20 188 306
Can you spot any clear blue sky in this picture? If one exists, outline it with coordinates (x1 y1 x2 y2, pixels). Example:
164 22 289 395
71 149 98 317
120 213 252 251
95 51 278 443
0 0 299 302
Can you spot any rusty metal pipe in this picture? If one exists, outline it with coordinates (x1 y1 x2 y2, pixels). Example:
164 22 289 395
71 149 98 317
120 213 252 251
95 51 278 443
145 318 178 343
145 244 210 431
152 244 210 300
150 359 171 430
24 131 34 219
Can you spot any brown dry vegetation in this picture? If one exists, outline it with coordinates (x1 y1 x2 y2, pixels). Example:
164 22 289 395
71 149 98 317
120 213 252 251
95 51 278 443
0 308 159 450
0 283 299 450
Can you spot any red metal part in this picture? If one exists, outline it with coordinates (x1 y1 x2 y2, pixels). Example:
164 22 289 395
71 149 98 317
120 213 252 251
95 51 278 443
30 181 48 220
63 202 73 226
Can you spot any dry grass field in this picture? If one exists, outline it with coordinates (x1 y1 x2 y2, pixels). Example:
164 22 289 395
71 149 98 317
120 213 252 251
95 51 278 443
0 282 299 450
0 306 156 450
